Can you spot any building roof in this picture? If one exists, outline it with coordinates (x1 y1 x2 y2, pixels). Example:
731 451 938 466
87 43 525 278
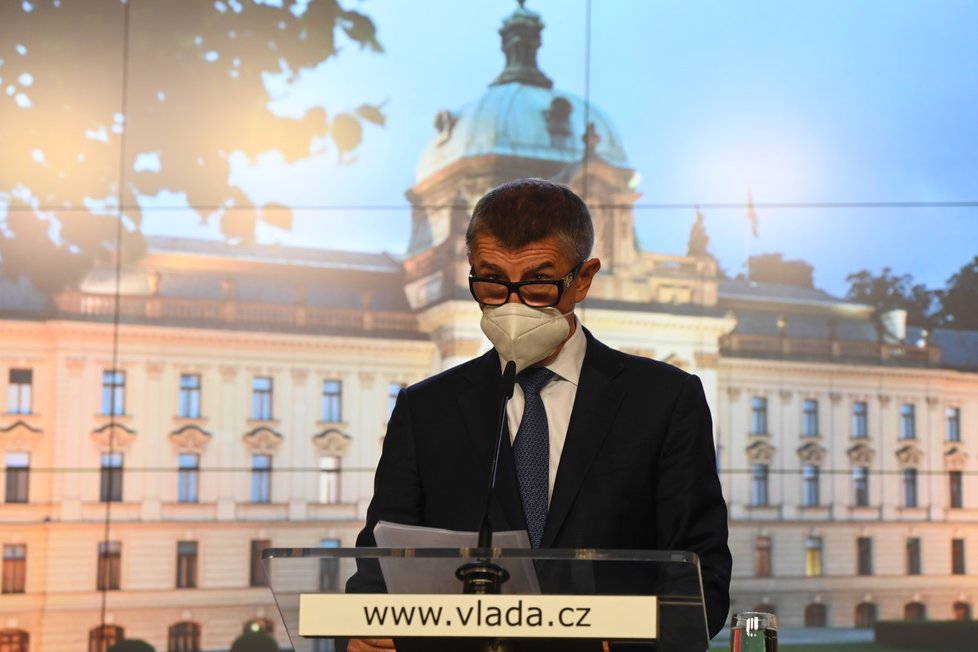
414 5 629 182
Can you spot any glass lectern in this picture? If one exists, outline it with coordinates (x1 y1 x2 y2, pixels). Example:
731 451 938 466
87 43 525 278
263 547 710 651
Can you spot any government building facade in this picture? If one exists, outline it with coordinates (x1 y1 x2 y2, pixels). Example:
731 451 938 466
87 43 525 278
1 5 976 651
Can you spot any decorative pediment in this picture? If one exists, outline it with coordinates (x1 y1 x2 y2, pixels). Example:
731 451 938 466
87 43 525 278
797 442 827 465
313 429 353 456
944 445 968 471
90 422 137 452
242 427 283 454
746 440 776 464
895 444 924 468
847 443 875 466
0 420 43 450
169 425 213 454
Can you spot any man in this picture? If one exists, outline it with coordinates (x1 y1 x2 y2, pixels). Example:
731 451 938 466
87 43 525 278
347 178 731 649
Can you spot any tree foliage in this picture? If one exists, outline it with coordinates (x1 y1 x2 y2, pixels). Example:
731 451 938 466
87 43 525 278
845 267 938 331
230 631 280 652
747 253 815 288
0 0 384 294
938 256 978 330
108 640 156 652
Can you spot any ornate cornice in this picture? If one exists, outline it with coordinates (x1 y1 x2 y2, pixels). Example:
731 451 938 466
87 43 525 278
847 443 875 466
0 420 43 451
944 444 968 471
746 440 776 464
895 444 924 468
312 429 353 457
242 426 284 454
90 421 137 452
169 424 213 454
797 442 827 465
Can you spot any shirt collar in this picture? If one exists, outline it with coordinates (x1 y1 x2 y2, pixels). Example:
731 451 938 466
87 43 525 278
542 316 585 386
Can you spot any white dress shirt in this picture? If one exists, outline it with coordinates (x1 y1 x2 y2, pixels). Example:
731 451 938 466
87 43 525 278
504 317 587 503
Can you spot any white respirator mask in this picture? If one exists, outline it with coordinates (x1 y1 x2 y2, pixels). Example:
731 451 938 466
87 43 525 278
480 303 572 374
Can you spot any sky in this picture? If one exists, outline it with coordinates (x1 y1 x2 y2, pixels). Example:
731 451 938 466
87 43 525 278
211 0 978 298
9 0 976 298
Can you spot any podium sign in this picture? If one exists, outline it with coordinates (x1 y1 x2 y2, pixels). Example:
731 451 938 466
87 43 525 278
263 547 709 651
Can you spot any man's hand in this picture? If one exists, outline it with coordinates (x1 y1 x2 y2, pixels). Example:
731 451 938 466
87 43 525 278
347 638 395 652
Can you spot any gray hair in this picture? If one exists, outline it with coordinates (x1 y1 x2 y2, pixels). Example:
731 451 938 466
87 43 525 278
465 178 594 263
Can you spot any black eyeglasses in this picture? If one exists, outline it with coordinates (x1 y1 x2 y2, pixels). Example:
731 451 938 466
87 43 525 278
468 261 585 307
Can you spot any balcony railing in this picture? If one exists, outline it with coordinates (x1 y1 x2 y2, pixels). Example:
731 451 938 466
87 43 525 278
53 292 420 336
720 333 940 366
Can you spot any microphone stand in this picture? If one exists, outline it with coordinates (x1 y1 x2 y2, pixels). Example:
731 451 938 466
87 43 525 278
456 360 516 595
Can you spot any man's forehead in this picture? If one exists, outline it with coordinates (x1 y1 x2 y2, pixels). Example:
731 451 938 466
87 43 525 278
470 234 565 264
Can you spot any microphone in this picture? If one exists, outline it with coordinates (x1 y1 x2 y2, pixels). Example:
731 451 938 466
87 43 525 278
457 359 516 594
479 360 517 548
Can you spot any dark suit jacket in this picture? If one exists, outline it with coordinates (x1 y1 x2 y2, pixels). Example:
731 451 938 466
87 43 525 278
348 328 731 638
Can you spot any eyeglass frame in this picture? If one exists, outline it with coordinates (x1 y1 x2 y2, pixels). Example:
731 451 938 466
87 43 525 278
467 260 586 307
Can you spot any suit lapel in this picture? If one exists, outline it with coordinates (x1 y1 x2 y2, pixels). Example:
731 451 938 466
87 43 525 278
541 331 626 547
458 351 526 533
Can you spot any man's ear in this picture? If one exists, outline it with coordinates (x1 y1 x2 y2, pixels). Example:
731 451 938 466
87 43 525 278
573 258 601 302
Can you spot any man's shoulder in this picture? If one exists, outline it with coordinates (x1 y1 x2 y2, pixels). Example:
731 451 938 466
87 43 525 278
585 331 695 383
407 349 496 395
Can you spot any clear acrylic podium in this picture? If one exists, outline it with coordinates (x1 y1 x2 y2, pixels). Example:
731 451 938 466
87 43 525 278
263 547 710 651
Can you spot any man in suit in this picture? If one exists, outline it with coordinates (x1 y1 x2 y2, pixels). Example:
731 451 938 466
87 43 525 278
347 178 731 650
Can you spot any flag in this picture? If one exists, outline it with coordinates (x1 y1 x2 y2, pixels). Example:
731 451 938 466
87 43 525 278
747 190 759 238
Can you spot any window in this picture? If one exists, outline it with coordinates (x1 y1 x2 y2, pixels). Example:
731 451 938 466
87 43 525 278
319 538 340 591
949 470 963 509
176 541 198 589
319 455 341 504
853 466 869 507
852 401 868 438
952 539 966 575
321 379 342 422
804 603 827 627
750 464 769 506
751 396 768 435
2 544 26 594
903 468 918 508
168 621 201 652
100 452 123 502
754 536 772 577
857 537 873 575
251 376 273 420
7 368 32 414
802 399 819 436
946 407 961 442
906 537 921 575
904 602 926 621
805 536 823 577
177 453 199 503
0 629 29 652
802 465 820 506
388 382 405 418
250 539 270 587
251 454 271 503
89 625 124 652
178 374 202 418
4 452 29 504
97 541 121 590
855 602 877 629
101 370 126 416
953 602 971 621
899 403 915 439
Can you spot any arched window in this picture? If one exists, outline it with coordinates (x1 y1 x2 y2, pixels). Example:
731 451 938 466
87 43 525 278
242 619 274 636
0 629 29 652
168 621 201 652
89 625 124 652
953 601 971 621
855 602 877 628
804 603 827 627
904 601 926 621
753 603 776 616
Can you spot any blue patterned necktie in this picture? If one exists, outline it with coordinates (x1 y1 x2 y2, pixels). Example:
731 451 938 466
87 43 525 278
513 366 555 548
